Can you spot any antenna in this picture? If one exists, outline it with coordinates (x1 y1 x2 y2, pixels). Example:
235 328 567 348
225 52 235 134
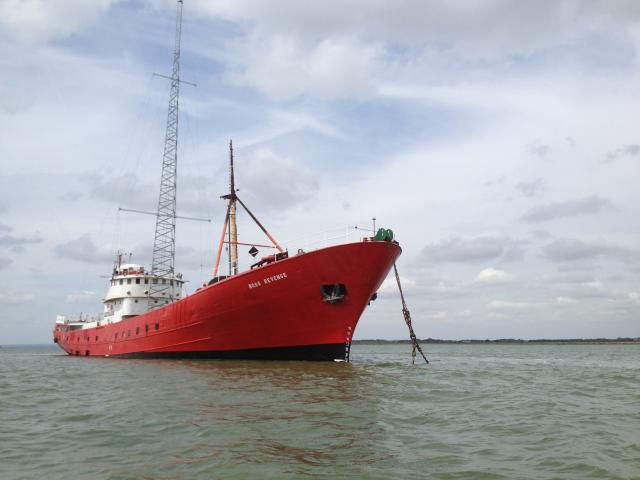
149 0 183 306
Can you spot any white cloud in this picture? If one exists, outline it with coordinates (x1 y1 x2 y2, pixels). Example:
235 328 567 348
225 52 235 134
487 300 531 311
0 0 121 45
53 234 113 264
543 239 635 263
188 1 640 59
234 33 381 100
2 1 640 343
66 291 97 303
473 268 513 284
423 237 525 264
238 148 319 210
581 280 605 290
378 274 415 294
556 296 578 306
0 292 35 305
516 178 547 198
522 196 612 223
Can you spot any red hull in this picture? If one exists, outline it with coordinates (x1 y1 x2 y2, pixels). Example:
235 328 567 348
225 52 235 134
53 241 401 361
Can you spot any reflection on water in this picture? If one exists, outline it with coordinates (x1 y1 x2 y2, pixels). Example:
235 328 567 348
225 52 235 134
1 344 639 479
148 358 391 475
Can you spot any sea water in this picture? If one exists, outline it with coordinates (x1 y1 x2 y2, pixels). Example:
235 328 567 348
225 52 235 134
1 343 638 479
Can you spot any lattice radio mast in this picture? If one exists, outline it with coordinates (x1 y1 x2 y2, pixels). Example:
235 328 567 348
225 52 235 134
150 0 183 303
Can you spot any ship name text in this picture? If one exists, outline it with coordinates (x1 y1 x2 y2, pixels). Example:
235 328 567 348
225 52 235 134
248 272 288 289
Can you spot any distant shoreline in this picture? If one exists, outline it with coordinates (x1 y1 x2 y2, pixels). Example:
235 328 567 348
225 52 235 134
353 338 640 345
1 338 638 348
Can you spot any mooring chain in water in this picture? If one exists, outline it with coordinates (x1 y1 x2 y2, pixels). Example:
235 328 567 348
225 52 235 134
393 263 429 365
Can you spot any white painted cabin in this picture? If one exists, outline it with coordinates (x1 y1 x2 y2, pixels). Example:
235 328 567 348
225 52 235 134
104 263 184 321
56 263 185 331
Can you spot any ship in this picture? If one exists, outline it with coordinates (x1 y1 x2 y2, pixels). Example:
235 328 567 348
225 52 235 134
52 0 402 361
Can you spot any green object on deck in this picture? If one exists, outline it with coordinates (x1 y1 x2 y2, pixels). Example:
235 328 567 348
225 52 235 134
375 228 394 241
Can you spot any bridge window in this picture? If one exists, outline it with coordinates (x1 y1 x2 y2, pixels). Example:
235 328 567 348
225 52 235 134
136 327 139 335
136 278 140 284
144 278 149 285
152 278 158 284
162 279 167 285
119 279 123 285
145 325 149 333
155 323 159 330
127 278 132 285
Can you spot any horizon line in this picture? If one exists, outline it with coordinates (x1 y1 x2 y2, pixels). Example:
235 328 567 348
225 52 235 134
2 337 639 348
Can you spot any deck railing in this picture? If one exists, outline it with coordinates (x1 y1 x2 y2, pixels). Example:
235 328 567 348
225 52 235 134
56 313 104 325
283 225 374 253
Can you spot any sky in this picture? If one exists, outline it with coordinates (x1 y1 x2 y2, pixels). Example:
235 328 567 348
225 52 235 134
0 0 639 344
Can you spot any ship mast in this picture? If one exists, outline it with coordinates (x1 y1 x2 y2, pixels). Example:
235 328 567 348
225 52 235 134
213 141 285 279
228 140 239 276
150 0 183 303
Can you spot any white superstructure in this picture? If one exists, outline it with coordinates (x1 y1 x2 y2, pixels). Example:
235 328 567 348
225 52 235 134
104 263 184 322
56 256 185 330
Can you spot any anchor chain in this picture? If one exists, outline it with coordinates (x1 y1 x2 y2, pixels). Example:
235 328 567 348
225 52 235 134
393 263 429 365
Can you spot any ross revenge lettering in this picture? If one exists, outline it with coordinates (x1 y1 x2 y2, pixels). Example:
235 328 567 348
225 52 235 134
263 272 287 284
247 272 288 289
